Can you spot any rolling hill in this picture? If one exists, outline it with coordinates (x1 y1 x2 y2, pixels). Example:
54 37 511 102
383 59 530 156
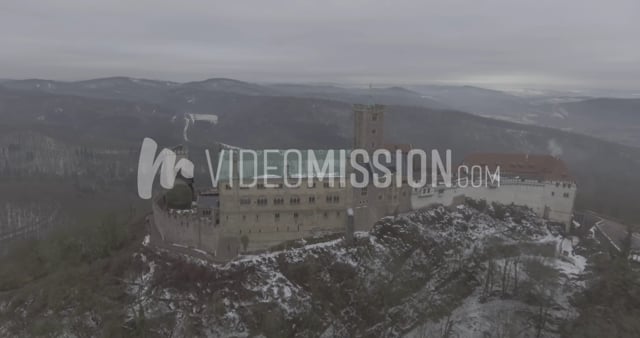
1 84 639 230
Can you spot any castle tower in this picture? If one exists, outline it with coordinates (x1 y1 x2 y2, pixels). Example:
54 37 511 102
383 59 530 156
353 104 384 152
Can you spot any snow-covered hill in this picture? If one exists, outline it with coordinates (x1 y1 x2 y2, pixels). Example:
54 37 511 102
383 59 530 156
120 202 587 337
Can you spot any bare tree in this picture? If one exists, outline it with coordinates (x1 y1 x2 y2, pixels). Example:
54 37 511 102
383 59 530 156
522 258 560 338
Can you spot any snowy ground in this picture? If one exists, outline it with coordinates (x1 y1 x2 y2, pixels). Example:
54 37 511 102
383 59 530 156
406 234 588 338
126 203 590 337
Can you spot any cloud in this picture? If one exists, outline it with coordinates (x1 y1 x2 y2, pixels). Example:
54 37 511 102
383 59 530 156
0 0 638 89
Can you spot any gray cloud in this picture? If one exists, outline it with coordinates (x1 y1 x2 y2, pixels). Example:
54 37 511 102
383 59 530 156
1 0 638 90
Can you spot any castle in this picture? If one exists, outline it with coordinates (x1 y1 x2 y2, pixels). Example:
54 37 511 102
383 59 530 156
151 104 576 261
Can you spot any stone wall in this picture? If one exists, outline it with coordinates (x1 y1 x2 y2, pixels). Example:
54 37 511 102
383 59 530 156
151 198 221 254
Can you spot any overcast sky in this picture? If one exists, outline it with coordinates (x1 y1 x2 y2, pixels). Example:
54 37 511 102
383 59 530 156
1 0 639 90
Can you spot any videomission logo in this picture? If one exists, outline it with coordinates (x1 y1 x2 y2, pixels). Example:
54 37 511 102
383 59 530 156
137 138 501 199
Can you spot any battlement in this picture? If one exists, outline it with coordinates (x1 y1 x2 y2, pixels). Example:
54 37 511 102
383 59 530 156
352 103 385 112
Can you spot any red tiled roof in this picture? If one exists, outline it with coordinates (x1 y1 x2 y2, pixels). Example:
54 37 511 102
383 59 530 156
461 153 573 181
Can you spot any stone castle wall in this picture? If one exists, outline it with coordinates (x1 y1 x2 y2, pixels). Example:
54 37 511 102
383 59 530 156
151 198 221 254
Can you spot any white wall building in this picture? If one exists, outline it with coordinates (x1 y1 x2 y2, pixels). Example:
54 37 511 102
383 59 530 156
412 153 576 230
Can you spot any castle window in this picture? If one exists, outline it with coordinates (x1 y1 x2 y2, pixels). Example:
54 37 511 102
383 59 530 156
274 197 284 205
275 213 280 221
371 129 376 134
323 212 328 219
290 196 300 205
326 195 339 203
324 182 331 188
361 188 368 196
257 197 268 206
336 211 341 217
555 182 560 187
257 183 265 190
294 212 299 219
308 196 316 204
563 192 570 198
551 191 555 196
242 215 246 221
240 197 251 205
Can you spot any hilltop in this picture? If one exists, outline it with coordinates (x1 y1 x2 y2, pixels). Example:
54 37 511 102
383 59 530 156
0 202 592 337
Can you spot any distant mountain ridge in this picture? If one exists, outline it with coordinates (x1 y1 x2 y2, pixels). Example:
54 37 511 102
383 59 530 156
1 76 449 111
3 76 638 146
1 83 640 224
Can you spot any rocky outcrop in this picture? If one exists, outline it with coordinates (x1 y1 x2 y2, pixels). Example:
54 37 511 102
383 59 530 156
125 203 586 337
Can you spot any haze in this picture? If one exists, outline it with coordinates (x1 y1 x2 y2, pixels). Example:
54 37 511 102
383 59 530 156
1 0 639 90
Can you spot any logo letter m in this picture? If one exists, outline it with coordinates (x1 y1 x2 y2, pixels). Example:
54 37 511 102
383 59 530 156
137 138 194 199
